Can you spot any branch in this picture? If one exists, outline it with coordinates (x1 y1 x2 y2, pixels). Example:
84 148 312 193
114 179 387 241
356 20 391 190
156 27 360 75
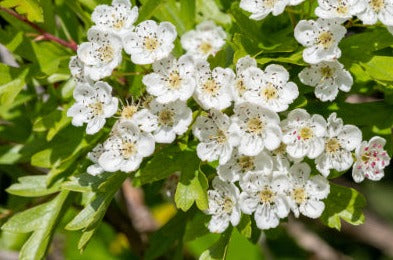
0 7 77 51
286 217 350 260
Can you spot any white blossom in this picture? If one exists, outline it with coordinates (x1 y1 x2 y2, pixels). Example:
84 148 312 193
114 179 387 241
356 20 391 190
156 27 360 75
123 20 177 64
298 60 353 101
315 0 366 20
217 149 273 183
287 163 330 218
231 55 258 105
91 0 138 39
181 21 226 60
243 64 299 112
231 102 282 156
239 171 290 229
357 0 393 26
207 177 241 233
142 54 195 103
98 121 155 172
77 27 123 80
289 0 306 5
69 56 89 83
193 109 240 165
119 103 158 133
67 81 118 135
281 108 327 159
149 99 192 143
352 136 391 183
239 0 290 21
193 60 235 110
315 113 362 176
87 143 105 176
294 18 346 64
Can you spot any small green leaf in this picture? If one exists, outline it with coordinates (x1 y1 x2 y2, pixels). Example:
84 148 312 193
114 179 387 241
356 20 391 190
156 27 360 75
138 0 163 21
236 215 252 239
320 183 366 230
200 227 233 260
6 175 62 197
1 0 43 22
0 64 29 106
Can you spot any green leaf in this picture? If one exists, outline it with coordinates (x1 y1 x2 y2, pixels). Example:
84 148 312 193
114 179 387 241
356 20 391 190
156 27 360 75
183 211 210 242
200 227 233 260
180 0 195 30
320 183 366 230
145 212 188 260
138 0 164 21
6 175 62 197
33 108 71 141
0 64 29 106
360 56 393 82
2 191 70 260
196 0 231 25
1 0 43 22
236 215 252 239
174 151 208 211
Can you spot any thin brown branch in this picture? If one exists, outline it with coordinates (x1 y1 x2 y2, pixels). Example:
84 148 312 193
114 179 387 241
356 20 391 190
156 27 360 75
286 217 350 260
0 7 77 51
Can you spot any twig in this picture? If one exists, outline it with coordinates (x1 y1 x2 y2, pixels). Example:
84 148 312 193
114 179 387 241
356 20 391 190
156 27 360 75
286 217 350 260
121 178 157 242
0 7 77 51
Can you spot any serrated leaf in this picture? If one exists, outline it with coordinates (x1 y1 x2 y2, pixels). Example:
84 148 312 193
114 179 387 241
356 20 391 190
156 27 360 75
320 183 366 230
6 175 62 197
200 227 233 260
1 0 43 22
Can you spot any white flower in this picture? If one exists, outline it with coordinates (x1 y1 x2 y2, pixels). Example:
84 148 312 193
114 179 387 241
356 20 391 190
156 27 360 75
69 56 89 83
281 108 327 159
207 177 241 233
289 0 306 5
231 102 282 156
315 113 362 176
67 81 118 135
270 142 294 174
119 103 158 133
352 136 391 183
149 99 192 143
91 0 138 39
142 54 196 103
239 0 290 21
294 18 346 64
87 143 105 176
181 21 226 60
357 0 393 25
123 20 177 64
239 171 290 229
217 149 273 183
299 60 353 101
193 60 235 110
287 163 330 218
243 64 299 112
98 121 155 172
315 0 366 20
231 55 258 105
193 109 240 165
77 27 123 80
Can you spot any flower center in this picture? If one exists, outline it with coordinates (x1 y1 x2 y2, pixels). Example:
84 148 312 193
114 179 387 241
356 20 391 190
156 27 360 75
325 138 341 153
292 187 307 204
199 41 213 54
236 78 247 96
158 109 174 126
299 127 313 140
237 156 255 172
259 188 275 204
202 79 220 96
247 117 264 135
261 83 278 100
88 102 103 116
317 31 334 49
320 65 335 79
111 13 126 30
370 0 385 12
97 44 114 63
209 129 227 144
223 197 234 214
168 71 182 89
263 0 278 8
336 3 348 14
144 37 159 51
121 105 138 119
121 141 137 159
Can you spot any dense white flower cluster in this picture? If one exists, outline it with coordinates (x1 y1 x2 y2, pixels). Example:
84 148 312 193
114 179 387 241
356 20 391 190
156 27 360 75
67 0 391 236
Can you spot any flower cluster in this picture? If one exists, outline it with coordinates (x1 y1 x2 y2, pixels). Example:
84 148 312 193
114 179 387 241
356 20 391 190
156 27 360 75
67 0 391 235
